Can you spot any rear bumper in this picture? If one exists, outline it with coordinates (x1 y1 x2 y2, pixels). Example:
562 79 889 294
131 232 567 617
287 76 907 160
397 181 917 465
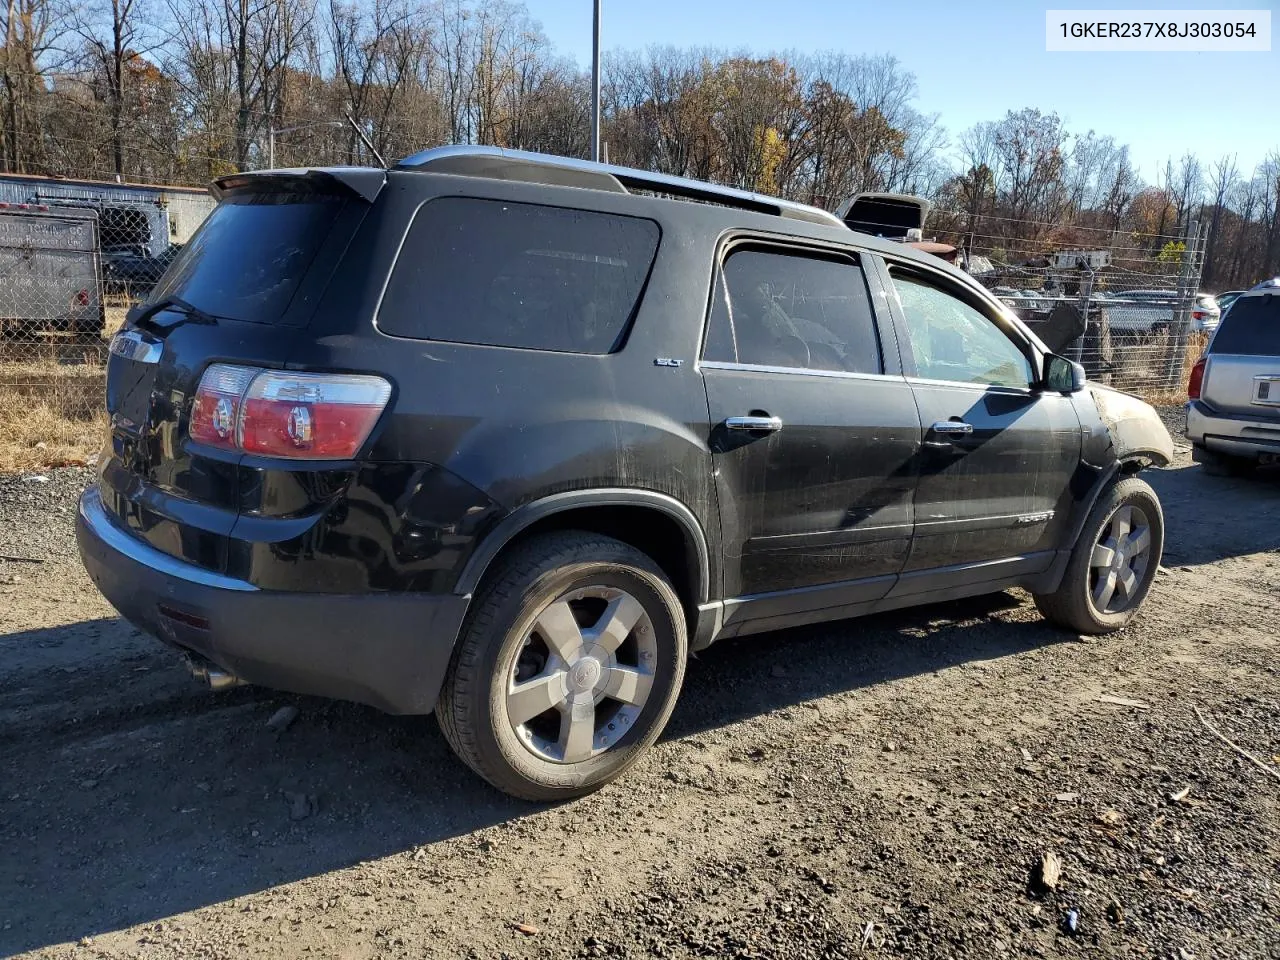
1186 400 1280 459
76 486 470 714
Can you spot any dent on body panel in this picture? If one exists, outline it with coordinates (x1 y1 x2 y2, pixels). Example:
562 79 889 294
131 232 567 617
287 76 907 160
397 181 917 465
1087 385 1174 467
448 398 715 520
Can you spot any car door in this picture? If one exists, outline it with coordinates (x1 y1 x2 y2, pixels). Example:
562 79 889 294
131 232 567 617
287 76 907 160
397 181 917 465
700 240 922 631
875 258 1082 595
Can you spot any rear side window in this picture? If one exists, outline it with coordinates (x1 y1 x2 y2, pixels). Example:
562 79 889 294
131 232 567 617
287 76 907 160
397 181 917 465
151 193 344 323
1210 294 1280 355
703 248 882 373
378 198 660 354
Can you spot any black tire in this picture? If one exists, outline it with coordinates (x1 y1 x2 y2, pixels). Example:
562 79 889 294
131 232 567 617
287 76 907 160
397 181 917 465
436 531 687 801
1033 476 1164 635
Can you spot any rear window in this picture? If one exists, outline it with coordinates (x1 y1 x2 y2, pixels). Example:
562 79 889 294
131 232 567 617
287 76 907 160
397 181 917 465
149 193 344 323
377 198 660 354
1210 294 1280 355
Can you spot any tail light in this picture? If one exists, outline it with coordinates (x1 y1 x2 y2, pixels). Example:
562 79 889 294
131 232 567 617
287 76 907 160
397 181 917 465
1188 357 1207 400
191 364 391 460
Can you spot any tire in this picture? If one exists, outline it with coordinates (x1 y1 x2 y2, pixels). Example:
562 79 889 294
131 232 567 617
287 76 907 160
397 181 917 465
1033 476 1165 635
436 531 688 801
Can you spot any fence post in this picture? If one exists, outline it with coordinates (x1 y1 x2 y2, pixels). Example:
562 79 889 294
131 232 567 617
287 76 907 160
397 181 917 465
1069 265 1091 359
1166 218 1202 389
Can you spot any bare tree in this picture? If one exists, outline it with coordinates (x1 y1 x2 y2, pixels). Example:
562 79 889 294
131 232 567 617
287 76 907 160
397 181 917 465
1202 154 1239 285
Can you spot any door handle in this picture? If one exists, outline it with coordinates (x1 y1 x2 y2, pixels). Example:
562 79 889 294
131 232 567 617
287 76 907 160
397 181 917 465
725 415 783 433
923 420 973 450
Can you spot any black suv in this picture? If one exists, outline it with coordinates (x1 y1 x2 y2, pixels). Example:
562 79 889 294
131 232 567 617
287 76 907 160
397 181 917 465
77 147 1174 800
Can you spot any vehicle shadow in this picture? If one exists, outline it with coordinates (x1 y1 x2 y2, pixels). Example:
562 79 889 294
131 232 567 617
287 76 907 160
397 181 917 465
1141 462 1280 568
1 591 1055 954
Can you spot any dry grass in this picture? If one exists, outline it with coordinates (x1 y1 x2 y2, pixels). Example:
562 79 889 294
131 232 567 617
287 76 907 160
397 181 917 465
0 358 106 473
0 402 106 473
1129 332 1207 406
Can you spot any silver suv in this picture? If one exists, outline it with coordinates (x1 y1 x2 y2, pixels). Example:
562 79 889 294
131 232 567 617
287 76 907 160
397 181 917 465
1187 280 1280 475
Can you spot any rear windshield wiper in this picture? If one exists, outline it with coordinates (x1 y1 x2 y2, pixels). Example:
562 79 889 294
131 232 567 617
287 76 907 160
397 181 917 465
128 294 218 329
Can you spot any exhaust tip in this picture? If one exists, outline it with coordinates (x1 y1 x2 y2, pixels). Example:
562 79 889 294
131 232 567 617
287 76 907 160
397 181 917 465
184 655 246 691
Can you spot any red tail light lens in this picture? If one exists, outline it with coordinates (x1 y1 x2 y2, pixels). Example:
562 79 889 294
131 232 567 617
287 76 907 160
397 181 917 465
190 364 391 460
1188 357 1207 400
238 370 392 459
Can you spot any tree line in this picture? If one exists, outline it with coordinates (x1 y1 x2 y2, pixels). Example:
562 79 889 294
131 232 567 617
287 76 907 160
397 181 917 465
2 0 1276 289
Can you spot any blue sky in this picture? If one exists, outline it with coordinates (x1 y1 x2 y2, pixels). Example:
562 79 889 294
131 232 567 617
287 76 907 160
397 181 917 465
524 0 1278 181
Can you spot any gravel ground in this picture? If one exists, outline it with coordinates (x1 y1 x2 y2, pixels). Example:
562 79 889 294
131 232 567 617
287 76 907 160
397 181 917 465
1 412 1278 959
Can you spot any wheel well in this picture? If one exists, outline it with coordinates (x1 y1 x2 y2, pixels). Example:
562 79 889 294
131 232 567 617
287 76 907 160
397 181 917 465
488 506 702 624
1118 456 1152 475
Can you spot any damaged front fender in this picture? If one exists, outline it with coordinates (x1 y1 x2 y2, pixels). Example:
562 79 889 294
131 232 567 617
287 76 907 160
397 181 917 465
1088 384 1174 467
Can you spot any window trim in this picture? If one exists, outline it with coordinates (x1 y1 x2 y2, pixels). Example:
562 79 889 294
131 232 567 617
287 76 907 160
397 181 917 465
878 257 1044 391
697 234 890 378
372 194 663 355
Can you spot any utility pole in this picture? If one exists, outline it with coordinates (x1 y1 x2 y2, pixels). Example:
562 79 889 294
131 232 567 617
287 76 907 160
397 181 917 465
591 0 601 162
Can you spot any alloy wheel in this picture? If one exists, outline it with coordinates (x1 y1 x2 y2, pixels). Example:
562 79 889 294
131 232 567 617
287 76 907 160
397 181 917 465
505 586 657 764
1088 504 1153 615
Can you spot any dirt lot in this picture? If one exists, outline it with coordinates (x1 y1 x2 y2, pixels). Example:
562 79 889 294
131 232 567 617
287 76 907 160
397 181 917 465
2 408 1277 960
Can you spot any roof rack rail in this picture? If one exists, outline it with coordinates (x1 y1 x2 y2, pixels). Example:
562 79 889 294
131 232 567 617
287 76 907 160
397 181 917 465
396 145 845 229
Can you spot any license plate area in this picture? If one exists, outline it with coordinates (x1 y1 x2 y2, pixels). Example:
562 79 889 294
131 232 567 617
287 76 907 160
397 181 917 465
106 330 163 437
1253 376 1280 406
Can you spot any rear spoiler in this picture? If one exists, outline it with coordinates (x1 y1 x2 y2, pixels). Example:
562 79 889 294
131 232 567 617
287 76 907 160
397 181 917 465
211 167 386 204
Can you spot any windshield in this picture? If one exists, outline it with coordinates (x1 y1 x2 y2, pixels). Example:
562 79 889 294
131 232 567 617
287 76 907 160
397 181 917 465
148 192 344 323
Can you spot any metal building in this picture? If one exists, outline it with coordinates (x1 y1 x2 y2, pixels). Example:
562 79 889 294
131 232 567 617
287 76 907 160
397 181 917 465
0 174 215 256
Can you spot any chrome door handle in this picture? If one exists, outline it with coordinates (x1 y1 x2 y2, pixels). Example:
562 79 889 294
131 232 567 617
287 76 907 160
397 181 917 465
725 415 783 433
929 420 973 436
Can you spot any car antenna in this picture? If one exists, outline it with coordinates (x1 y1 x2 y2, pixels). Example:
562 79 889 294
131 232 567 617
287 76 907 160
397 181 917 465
345 113 387 169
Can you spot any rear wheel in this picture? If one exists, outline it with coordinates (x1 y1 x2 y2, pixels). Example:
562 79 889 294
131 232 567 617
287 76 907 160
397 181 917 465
1034 476 1164 634
436 531 687 801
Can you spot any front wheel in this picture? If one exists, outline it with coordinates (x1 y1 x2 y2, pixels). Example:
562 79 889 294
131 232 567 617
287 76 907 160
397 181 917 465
1034 476 1164 634
436 531 687 801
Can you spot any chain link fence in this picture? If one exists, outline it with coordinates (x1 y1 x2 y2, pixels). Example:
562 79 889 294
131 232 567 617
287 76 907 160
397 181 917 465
0 191 202 471
940 217 1208 398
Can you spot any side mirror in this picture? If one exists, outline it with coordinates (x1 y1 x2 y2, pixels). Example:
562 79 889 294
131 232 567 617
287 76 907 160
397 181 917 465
1044 353 1086 393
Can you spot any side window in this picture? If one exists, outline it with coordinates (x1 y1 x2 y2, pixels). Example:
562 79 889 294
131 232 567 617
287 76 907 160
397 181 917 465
702 248 881 374
377 198 660 354
891 271 1034 388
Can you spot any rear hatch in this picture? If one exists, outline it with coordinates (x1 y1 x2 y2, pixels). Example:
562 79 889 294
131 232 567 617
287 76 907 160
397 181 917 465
100 169 380 572
1201 292 1280 417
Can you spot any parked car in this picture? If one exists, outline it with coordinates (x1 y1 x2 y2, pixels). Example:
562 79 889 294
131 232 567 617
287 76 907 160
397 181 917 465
103 242 184 296
1213 290 1247 316
1109 289 1220 333
1186 279 1280 475
1192 293 1221 331
76 147 1174 801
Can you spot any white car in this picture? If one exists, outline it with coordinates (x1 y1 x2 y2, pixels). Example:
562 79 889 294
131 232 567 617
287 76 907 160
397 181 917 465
1107 290 1219 334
